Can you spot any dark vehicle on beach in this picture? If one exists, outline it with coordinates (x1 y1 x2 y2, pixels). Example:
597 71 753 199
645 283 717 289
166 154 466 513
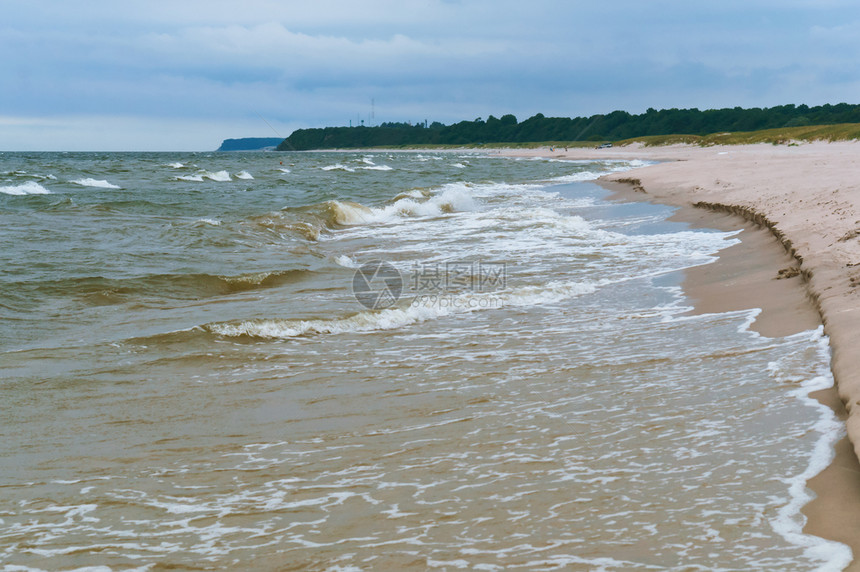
597 142 613 149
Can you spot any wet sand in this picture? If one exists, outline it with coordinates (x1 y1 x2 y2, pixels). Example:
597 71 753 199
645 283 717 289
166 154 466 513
503 143 860 567
688 221 860 569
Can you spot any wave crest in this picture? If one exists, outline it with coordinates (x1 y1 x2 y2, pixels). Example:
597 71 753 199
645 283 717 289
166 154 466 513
0 181 51 195
321 164 355 172
71 178 121 189
14 269 314 305
204 279 597 339
176 170 232 182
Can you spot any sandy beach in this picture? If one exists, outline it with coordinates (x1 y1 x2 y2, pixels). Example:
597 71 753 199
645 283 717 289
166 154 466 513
505 141 860 566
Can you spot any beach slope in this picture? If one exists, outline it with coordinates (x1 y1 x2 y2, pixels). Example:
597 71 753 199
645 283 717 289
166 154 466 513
503 142 860 565
506 142 860 460
605 143 860 456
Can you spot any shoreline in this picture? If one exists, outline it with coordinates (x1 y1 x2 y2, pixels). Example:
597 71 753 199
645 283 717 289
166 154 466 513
602 177 860 565
602 179 821 337
504 143 860 567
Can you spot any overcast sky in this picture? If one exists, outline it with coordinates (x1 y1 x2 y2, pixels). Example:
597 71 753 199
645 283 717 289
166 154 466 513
3 0 859 151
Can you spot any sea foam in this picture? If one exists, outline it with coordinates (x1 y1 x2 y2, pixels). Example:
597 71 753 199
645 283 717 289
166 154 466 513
176 170 232 182
322 164 356 172
0 181 51 195
334 255 360 269
71 178 121 189
322 186 476 227
768 327 853 571
204 278 597 339
204 170 232 182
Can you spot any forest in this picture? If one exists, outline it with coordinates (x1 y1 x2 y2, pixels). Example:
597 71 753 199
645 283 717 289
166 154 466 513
276 103 860 150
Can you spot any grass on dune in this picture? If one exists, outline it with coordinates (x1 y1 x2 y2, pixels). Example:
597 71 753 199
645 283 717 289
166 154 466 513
388 141 602 150
365 123 860 150
614 123 860 147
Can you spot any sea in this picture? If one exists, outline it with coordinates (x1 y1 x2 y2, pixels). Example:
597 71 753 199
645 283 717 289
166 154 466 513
0 151 852 571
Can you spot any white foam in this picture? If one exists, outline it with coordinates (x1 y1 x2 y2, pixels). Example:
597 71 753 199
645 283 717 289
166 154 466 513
322 164 356 172
235 170 254 180
278 168 291 173
361 165 393 171
376 186 476 218
769 326 853 571
204 305 444 338
545 159 656 184
334 255 360 269
195 218 221 226
391 185 476 218
452 163 467 169
626 159 653 168
176 170 232 182
204 170 232 182
71 178 121 189
167 162 184 168
551 170 603 183
325 186 477 228
329 175 736 289
205 279 597 339
0 181 51 195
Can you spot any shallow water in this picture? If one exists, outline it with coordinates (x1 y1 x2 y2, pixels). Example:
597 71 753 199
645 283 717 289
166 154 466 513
0 151 850 570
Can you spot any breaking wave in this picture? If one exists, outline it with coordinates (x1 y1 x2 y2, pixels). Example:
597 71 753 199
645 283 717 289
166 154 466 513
0 181 51 195
71 178 121 189
204 279 598 339
321 164 355 172
250 184 478 241
176 170 232 182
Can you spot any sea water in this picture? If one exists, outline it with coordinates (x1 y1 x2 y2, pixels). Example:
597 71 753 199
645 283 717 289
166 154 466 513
0 151 851 570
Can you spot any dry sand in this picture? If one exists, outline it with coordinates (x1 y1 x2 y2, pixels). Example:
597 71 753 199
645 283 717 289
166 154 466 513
503 142 860 567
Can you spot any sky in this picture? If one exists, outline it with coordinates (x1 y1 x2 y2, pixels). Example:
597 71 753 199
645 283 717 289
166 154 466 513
2 0 860 151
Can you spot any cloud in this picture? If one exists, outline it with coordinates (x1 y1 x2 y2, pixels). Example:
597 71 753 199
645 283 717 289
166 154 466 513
0 114 289 151
2 0 860 150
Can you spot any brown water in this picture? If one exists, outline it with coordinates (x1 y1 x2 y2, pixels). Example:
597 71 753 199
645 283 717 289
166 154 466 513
0 152 850 570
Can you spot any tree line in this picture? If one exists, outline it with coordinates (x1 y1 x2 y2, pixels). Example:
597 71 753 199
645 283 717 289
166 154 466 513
276 103 860 150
